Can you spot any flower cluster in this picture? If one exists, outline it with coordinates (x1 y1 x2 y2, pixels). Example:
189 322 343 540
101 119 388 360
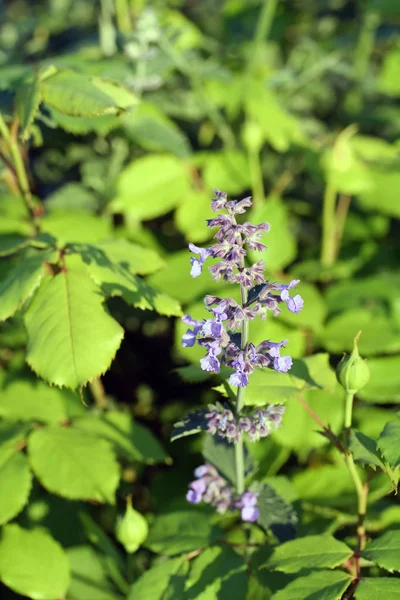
181 189 303 387
206 404 285 443
186 463 259 522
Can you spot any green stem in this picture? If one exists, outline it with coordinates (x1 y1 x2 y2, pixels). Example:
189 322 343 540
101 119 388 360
115 0 131 33
248 149 265 209
159 38 236 149
0 112 39 232
344 390 354 431
246 0 279 76
320 180 337 267
235 279 249 495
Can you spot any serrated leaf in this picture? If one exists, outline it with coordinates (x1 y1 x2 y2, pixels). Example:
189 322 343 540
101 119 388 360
73 238 165 277
24 260 124 388
41 69 122 117
0 524 70 600
15 76 41 139
355 577 400 599
67 546 124 600
75 411 169 464
0 376 70 423
363 530 400 573
45 182 99 213
50 107 121 134
271 570 352 600
110 154 191 220
0 248 56 322
171 408 209 442
261 535 352 573
0 234 30 256
358 356 400 403
28 425 120 503
186 546 247 599
0 445 32 525
146 510 220 556
128 557 188 600
90 76 138 108
257 483 298 535
349 430 386 471
377 419 400 471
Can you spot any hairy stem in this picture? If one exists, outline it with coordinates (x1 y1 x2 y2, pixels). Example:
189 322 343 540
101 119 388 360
320 180 337 267
235 280 249 494
0 112 40 232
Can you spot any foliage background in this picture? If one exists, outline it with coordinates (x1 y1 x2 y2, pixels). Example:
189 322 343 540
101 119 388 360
0 0 399 598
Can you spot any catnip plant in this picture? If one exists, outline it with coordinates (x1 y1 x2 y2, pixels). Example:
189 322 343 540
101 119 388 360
177 189 303 522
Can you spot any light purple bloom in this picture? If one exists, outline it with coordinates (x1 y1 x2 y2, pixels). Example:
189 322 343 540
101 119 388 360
274 356 293 373
187 489 202 503
241 506 260 522
189 243 213 278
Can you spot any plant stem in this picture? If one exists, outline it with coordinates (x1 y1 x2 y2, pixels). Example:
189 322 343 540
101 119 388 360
90 377 108 410
344 390 354 431
0 112 40 233
334 193 351 260
115 0 131 33
235 279 249 495
246 0 279 76
320 180 337 267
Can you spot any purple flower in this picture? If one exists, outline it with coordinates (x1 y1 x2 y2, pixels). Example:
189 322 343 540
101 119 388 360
274 355 293 373
189 243 213 278
186 489 202 503
200 352 220 372
241 506 260 522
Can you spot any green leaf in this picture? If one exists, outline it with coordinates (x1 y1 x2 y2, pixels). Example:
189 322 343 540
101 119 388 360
0 233 30 256
363 530 400 573
292 463 355 509
175 189 215 243
40 68 123 117
122 102 191 158
89 76 138 108
377 420 400 470
245 81 306 152
67 546 124 600
0 248 56 322
358 356 400 403
145 510 220 556
75 411 169 464
15 76 41 139
257 483 298 533
0 445 32 525
0 376 70 423
28 425 120 504
74 238 165 277
128 557 188 600
0 524 70 600
358 169 400 218
320 309 400 356
45 182 99 213
201 150 251 194
49 108 121 135
149 250 221 305
379 46 400 96
186 546 247 599
41 210 112 245
24 260 124 389
261 535 352 573
355 577 400 600
271 570 352 600
274 386 344 459
248 197 297 272
349 430 386 471
171 408 209 442
110 154 191 220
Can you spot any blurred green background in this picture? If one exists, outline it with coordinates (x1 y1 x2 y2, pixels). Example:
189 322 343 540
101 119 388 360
0 0 400 598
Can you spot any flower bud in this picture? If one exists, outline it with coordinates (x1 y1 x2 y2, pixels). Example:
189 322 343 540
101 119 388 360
336 331 370 393
115 498 148 554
